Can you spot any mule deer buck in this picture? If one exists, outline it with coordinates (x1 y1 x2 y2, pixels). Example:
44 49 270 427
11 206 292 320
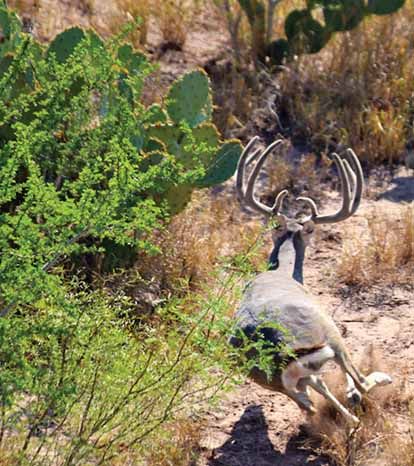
231 137 392 424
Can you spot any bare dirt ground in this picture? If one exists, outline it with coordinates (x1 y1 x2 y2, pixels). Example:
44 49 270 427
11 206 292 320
197 171 414 466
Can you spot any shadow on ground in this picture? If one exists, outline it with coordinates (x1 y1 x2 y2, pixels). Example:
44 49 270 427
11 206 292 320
206 405 330 466
378 175 414 203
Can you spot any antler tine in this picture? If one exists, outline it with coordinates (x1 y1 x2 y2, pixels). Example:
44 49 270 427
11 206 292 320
298 152 359 224
244 139 284 215
272 189 288 215
236 136 260 203
344 148 363 215
246 148 262 167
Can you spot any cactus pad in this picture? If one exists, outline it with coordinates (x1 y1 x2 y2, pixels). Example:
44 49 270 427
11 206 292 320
285 10 328 54
180 123 220 167
166 70 211 128
48 27 85 63
366 0 405 15
164 184 193 215
323 0 364 32
195 140 242 188
117 44 147 75
147 124 182 155
140 151 165 172
145 104 168 124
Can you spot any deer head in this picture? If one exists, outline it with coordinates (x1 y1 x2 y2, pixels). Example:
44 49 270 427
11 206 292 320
236 137 364 283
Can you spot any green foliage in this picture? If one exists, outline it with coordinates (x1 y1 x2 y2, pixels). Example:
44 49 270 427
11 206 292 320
0 6 21 57
0 276 240 464
0 10 242 286
0 6 246 463
234 0 406 66
0 201 276 464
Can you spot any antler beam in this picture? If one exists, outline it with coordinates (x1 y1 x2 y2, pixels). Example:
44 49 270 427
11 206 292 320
297 149 363 224
236 137 287 216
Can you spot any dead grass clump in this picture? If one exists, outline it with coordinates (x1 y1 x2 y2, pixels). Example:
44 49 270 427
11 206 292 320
306 347 412 466
277 3 414 166
142 419 202 466
156 0 193 51
337 205 414 287
112 0 151 46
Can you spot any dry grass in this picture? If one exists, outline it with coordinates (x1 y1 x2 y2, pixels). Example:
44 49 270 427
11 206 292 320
306 347 413 466
337 205 414 287
142 419 202 466
277 3 414 165
107 0 151 47
99 190 266 321
7 0 195 49
156 0 196 51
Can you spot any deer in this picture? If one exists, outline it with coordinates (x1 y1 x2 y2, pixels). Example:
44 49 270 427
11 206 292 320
230 137 392 424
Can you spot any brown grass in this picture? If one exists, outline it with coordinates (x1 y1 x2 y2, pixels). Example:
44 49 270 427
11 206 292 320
142 419 202 466
337 205 414 287
99 190 266 322
156 0 193 50
306 347 413 466
277 3 414 166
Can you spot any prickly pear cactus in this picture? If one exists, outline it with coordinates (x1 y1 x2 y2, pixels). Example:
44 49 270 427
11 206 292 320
323 0 365 32
195 141 243 188
47 27 85 63
145 104 168 124
144 70 243 213
366 0 405 15
285 9 328 54
117 44 147 75
236 0 405 66
0 7 22 57
147 124 182 155
166 69 211 128
163 184 194 215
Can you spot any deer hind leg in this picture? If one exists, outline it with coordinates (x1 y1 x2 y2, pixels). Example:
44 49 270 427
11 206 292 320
306 375 360 425
345 373 362 406
336 351 392 395
281 345 335 414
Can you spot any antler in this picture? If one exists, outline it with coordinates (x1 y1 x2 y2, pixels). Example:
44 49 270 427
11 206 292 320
297 149 363 224
236 137 287 216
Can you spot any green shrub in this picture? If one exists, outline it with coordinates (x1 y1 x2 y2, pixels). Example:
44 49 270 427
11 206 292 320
0 7 248 463
0 7 242 304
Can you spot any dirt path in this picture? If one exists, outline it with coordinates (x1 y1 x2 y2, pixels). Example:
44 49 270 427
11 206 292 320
197 170 414 466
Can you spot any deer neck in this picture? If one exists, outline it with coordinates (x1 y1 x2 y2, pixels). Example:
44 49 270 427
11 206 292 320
268 233 305 284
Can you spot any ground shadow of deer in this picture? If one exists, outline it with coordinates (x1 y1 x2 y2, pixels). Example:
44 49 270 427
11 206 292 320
206 404 330 466
378 175 414 203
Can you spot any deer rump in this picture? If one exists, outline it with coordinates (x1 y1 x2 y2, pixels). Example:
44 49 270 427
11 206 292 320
230 271 336 368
